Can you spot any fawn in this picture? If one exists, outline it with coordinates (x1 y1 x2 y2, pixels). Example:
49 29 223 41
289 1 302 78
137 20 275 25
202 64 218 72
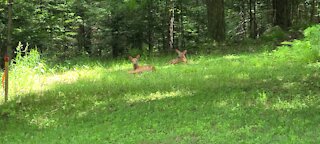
128 55 155 74
170 49 187 64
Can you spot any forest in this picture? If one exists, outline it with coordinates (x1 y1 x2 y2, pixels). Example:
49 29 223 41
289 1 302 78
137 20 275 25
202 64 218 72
0 0 320 143
0 0 318 59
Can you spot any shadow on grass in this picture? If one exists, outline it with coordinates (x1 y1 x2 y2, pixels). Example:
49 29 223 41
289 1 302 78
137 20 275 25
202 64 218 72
0 57 320 143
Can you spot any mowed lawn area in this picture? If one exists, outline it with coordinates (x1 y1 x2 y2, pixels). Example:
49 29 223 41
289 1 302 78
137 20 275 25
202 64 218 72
1 48 320 143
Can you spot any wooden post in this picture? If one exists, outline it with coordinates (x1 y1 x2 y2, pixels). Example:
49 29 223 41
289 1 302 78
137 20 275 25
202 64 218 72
5 0 13 102
4 55 9 102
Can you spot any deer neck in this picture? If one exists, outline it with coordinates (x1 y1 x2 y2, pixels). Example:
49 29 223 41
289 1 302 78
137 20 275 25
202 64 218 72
133 63 139 70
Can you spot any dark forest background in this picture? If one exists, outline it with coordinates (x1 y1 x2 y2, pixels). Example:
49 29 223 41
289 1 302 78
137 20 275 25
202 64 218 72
0 0 319 63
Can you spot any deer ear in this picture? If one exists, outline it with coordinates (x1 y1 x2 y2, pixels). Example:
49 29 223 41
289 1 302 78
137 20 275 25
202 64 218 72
129 56 133 60
175 49 181 54
182 50 187 54
136 54 141 59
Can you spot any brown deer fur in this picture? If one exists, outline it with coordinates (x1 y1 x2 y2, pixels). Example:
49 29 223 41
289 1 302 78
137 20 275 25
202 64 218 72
170 49 187 64
128 55 155 74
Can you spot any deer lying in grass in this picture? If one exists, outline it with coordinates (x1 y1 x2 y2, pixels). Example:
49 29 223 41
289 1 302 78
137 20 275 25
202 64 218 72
128 55 155 74
170 49 187 64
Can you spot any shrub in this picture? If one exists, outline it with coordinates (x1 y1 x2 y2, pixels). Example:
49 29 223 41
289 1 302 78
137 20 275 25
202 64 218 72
9 42 47 97
272 25 320 63
304 25 320 61
12 42 47 74
261 26 289 42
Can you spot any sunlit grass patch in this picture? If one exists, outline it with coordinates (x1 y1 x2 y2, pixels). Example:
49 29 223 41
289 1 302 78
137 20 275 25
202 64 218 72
106 63 131 72
271 95 317 111
125 90 194 103
29 114 57 129
223 54 241 60
45 71 80 85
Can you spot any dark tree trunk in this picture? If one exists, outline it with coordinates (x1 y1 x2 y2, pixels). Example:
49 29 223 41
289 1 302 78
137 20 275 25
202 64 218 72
1 0 13 69
206 0 225 42
111 16 124 57
249 0 257 39
291 0 299 25
6 0 13 55
75 1 92 56
4 0 13 102
310 0 316 23
178 0 184 49
147 0 154 55
77 21 85 52
240 1 247 38
266 0 273 24
273 0 291 30
162 0 169 52
318 1 320 23
84 27 92 55
132 32 143 50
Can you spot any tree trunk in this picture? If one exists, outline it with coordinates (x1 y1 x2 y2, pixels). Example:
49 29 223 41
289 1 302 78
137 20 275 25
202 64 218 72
4 0 13 102
111 16 124 57
178 0 184 49
168 0 175 51
147 0 154 55
240 1 247 38
291 0 300 25
310 0 316 23
206 0 225 42
162 0 169 52
318 1 320 23
3 0 13 62
249 0 257 39
273 0 291 30
75 1 92 56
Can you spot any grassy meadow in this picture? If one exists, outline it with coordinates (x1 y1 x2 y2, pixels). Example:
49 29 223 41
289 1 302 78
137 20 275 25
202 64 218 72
0 41 320 143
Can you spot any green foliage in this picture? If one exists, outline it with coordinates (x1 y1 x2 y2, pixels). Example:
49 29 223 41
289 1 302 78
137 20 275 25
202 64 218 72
304 25 320 60
260 26 289 42
9 42 47 97
1 0 318 59
273 25 320 63
13 42 45 70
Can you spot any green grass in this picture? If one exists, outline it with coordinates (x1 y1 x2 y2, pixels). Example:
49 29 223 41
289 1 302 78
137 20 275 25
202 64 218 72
0 49 320 143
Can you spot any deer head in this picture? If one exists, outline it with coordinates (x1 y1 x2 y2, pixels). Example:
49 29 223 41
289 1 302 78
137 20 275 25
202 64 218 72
128 55 155 74
129 55 141 70
170 49 187 64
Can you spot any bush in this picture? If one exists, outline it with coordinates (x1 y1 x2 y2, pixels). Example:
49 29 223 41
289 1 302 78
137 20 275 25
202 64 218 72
261 26 289 42
9 42 47 97
12 42 47 74
304 25 320 61
273 25 320 63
